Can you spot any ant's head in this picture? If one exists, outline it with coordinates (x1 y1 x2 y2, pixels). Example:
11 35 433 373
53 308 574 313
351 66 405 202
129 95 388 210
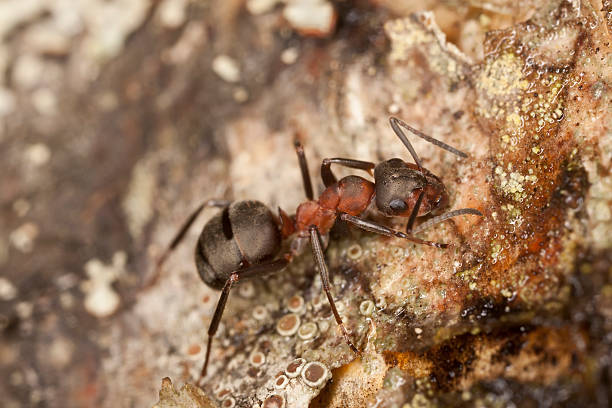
374 159 448 217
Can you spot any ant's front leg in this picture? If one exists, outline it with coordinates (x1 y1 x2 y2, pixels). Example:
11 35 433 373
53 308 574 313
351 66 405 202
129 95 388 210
405 191 425 234
403 192 483 235
339 213 448 249
412 208 483 234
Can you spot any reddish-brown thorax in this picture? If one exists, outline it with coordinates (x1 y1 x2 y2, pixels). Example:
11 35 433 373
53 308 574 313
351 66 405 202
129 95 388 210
295 175 375 236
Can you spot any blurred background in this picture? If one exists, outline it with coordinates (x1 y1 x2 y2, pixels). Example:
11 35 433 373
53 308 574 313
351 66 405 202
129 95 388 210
1 1 611 407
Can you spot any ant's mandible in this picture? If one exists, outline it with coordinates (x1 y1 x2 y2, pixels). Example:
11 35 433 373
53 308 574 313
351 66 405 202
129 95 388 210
153 116 482 387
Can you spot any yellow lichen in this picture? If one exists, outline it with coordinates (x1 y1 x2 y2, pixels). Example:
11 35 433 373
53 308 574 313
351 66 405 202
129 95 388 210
490 241 504 264
477 52 528 97
495 165 538 202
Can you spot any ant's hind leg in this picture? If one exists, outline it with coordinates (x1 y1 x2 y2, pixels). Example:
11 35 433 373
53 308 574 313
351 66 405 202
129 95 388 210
198 258 289 386
148 199 231 289
308 225 359 354
320 158 376 187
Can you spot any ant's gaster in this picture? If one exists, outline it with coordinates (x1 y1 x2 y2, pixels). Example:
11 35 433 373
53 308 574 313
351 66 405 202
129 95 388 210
153 116 482 387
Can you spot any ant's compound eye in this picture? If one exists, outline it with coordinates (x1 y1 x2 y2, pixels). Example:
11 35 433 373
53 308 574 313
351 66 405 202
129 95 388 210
389 199 407 212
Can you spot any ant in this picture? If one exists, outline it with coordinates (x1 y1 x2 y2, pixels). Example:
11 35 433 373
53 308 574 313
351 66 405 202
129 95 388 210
153 116 482 386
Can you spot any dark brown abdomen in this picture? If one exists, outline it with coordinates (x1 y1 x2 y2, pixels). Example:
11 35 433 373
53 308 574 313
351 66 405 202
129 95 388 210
195 201 281 289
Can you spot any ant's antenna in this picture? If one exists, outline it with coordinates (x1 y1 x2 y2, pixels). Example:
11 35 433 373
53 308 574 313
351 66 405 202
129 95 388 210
389 117 467 169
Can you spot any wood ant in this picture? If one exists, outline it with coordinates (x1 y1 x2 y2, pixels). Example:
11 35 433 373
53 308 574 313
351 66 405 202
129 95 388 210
153 116 482 386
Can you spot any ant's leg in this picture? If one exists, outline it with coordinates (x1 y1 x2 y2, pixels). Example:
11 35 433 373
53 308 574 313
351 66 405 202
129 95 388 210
405 191 425 234
389 117 467 170
321 158 376 187
412 208 483 234
339 213 448 249
198 258 289 386
308 225 359 353
294 140 314 200
148 200 231 288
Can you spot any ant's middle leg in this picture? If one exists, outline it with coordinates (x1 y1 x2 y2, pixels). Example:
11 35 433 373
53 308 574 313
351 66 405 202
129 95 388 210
294 140 314 200
198 257 289 385
339 213 448 249
308 225 359 354
321 158 376 187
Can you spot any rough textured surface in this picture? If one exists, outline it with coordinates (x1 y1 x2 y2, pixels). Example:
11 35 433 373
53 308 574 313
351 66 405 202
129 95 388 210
1 1 610 407
154 378 216 408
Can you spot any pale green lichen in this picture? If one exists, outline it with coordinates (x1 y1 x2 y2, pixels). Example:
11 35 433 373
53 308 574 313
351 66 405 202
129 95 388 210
455 263 482 286
490 242 504 264
403 392 435 408
520 73 565 131
501 203 523 227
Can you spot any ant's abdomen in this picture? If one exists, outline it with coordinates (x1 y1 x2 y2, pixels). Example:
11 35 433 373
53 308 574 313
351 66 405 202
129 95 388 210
195 200 281 289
